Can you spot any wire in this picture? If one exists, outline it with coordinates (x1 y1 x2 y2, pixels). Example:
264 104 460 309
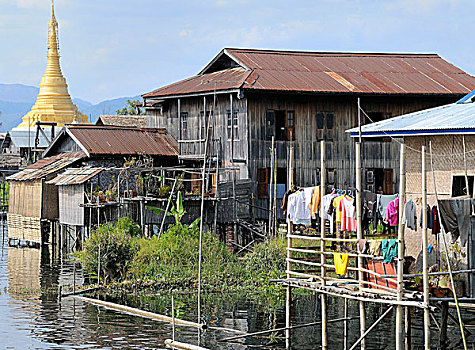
359 106 475 158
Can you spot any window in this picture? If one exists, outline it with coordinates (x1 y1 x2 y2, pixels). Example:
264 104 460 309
265 109 296 141
227 110 239 140
452 175 474 197
316 112 334 141
180 112 188 139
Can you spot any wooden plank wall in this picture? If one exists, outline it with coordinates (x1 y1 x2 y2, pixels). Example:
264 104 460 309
247 93 458 218
147 93 249 179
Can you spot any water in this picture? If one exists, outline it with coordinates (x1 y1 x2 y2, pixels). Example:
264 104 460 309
1 220 474 349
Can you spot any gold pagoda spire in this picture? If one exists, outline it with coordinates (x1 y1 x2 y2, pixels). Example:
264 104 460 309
16 0 88 129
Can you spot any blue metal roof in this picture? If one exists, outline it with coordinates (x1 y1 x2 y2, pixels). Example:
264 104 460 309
348 92 475 137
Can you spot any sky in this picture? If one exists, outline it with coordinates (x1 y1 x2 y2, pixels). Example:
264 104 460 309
0 0 474 104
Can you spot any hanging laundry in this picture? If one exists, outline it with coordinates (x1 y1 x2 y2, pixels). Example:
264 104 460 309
402 200 417 231
438 198 472 246
386 197 399 226
377 194 397 221
339 196 357 232
281 190 293 215
381 239 398 263
358 238 368 254
333 194 346 223
419 205 432 229
321 193 336 220
369 240 382 256
309 186 321 217
362 190 377 232
334 253 349 275
287 191 312 225
431 205 440 235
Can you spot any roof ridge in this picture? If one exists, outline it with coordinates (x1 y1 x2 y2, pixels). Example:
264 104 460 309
225 47 440 57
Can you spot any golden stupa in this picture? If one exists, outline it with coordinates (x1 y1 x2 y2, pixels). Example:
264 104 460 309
16 1 88 128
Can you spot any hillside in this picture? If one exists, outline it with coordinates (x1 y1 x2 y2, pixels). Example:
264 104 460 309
0 83 141 132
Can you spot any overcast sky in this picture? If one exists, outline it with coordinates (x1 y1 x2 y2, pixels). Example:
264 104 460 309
0 0 474 104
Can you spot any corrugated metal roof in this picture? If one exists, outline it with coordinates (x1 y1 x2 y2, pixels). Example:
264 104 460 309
7 152 85 181
67 125 178 156
46 167 104 185
143 67 250 98
347 94 475 137
143 48 475 99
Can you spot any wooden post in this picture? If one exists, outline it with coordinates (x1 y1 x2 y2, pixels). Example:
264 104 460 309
97 243 101 285
344 298 348 350
273 147 278 238
421 146 430 349
395 143 406 350
440 301 448 349
405 307 412 350
172 294 176 342
320 140 327 350
269 136 275 237
178 98 181 154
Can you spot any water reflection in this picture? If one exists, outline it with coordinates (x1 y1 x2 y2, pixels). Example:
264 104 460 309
2 219 475 349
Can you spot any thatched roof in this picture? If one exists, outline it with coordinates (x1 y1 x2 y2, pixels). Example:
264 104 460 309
95 115 147 128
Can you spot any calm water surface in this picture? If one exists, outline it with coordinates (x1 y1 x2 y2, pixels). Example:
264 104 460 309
1 220 474 349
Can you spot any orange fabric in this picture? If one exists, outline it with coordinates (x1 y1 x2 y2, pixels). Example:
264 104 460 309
309 186 321 216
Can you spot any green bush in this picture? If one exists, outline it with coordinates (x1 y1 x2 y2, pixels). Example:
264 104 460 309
76 217 139 283
245 238 287 277
130 223 244 285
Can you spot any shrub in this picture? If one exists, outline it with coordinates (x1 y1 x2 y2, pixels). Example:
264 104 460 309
76 217 139 283
245 238 287 277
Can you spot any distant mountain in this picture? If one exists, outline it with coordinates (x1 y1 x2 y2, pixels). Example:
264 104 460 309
0 83 142 132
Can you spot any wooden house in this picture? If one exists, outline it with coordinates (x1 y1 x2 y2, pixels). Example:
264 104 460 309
350 90 475 295
142 48 475 219
7 125 179 246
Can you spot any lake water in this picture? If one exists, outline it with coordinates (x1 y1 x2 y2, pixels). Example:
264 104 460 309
1 220 474 349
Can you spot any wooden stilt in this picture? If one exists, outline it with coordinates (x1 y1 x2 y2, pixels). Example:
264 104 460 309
344 298 348 350
320 140 327 350
395 143 406 350
421 146 430 349
405 307 412 350
440 301 448 349
285 285 291 349
269 136 274 237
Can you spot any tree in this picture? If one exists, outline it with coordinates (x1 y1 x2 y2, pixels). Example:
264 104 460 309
116 99 145 115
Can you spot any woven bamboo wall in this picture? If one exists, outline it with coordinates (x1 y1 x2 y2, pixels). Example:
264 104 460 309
59 185 84 226
8 180 42 218
404 135 475 262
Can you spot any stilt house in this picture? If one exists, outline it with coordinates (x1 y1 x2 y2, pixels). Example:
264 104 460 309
142 48 475 220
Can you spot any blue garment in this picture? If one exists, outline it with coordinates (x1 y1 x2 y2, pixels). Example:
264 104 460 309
381 239 398 263
268 184 286 199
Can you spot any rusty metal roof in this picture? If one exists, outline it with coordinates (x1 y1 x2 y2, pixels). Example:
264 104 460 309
7 152 85 181
44 125 178 157
46 167 104 186
143 48 475 98
143 67 251 98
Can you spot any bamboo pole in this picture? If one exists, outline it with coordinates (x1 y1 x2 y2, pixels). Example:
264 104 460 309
76 295 206 329
320 140 327 350
349 306 394 350
158 178 177 239
395 143 406 350
273 148 278 238
405 307 412 350
421 146 430 349
286 143 294 349
165 340 210 350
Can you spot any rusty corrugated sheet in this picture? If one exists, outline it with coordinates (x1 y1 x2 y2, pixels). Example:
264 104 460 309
143 67 251 98
47 167 104 186
7 152 85 181
143 49 475 98
67 125 178 156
